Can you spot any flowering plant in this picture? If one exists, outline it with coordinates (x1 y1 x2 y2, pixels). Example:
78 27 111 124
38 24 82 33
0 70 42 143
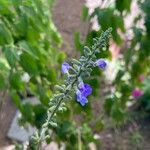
30 28 112 147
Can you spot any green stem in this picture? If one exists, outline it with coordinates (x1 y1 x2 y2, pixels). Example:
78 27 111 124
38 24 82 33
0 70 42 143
39 70 82 142
0 90 7 113
78 128 82 150
36 28 112 144
48 96 64 121
40 42 98 141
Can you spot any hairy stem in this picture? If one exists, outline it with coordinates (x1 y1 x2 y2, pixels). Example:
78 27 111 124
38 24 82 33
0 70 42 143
78 128 82 150
33 28 112 146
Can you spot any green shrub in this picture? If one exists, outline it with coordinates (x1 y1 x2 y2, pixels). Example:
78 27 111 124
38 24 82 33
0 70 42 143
0 0 65 127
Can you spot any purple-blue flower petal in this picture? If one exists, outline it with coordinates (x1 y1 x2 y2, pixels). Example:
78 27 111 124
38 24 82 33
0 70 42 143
79 83 92 97
96 59 107 69
76 90 88 106
76 90 82 102
61 62 70 74
79 96 88 106
75 83 92 106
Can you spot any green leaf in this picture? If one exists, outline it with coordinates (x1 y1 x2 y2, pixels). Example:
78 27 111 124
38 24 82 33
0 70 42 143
21 102 34 123
37 85 50 106
0 1 12 15
116 0 131 13
20 52 39 75
112 29 122 45
4 46 18 67
11 90 22 109
87 78 100 96
92 8 124 44
0 74 6 90
95 8 114 31
115 16 125 32
104 98 114 116
133 27 143 42
84 46 92 55
111 105 125 124
81 123 94 143
57 52 66 64
33 104 47 128
56 121 74 139
82 6 89 21
18 41 39 59
27 27 40 42
10 73 25 91
0 23 13 45
0 60 9 72
74 32 84 52
47 69 57 83
13 15 28 37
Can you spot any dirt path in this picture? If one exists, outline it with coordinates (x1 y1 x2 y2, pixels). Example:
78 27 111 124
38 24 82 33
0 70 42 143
53 0 88 56
0 94 16 147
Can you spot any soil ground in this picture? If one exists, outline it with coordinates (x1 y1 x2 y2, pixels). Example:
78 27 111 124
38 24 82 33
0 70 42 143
0 93 16 147
53 0 89 56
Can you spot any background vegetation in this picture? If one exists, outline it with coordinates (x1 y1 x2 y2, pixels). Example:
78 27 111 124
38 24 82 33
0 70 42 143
0 0 150 149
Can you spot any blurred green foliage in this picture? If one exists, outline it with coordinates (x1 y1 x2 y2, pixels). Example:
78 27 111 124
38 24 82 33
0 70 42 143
0 0 66 127
138 76 150 112
77 0 150 126
88 0 150 125
0 0 150 149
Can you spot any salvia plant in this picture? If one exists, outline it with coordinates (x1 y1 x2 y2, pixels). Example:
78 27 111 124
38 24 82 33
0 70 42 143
30 28 112 147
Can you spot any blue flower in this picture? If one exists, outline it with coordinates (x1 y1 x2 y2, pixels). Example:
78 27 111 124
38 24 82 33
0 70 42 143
76 90 88 106
61 62 70 74
76 83 92 106
79 83 92 97
95 59 107 69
